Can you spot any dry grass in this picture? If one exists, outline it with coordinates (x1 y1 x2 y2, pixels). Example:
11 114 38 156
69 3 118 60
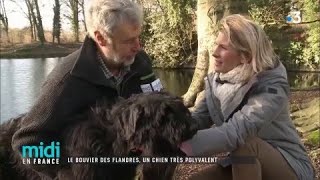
0 28 86 46
0 28 85 59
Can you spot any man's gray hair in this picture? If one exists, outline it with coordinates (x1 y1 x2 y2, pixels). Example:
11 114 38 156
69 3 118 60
85 0 143 39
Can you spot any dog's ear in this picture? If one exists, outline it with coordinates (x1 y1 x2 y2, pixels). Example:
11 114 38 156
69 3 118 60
114 105 141 140
90 96 122 130
111 101 146 155
90 96 121 123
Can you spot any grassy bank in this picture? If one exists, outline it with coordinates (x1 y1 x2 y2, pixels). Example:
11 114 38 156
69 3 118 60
0 42 81 59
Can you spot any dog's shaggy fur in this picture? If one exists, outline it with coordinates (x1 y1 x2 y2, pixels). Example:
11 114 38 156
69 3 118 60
0 92 198 180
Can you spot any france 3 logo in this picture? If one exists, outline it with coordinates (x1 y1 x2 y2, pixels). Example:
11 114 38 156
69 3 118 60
286 10 301 24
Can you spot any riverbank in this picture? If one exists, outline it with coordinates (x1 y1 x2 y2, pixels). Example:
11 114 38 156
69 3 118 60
1 42 320 72
0 42 81 59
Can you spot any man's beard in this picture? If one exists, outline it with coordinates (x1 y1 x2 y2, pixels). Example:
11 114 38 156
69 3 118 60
113 55 135 66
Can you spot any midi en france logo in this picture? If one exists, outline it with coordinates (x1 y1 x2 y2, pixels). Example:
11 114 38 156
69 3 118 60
21 141 60 165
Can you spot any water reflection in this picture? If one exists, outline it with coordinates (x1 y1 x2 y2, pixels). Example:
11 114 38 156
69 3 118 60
154 68 194 96
0 58 61 122
154 70 320 95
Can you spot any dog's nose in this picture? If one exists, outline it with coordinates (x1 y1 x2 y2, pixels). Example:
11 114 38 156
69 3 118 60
182 118 199 140
129 147 143 156
190 118 200 133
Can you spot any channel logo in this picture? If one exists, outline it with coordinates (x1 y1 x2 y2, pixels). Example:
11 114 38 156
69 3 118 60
286 10 301 24
21 141 60 165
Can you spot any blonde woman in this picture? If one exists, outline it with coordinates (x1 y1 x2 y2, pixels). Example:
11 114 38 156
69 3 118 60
180 14 314 180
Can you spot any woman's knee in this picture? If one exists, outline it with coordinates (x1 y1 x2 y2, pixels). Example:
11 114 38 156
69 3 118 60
188 164 232 180
232 136 263 155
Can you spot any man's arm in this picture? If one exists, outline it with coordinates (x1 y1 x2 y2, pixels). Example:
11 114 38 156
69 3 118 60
11 70 67 177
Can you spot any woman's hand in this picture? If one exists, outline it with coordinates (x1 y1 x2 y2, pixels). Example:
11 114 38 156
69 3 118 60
179 141 193 156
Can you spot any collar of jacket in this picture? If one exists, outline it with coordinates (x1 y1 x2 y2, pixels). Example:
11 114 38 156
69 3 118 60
70 36 150 88
206 72 258 122
70 36 115 88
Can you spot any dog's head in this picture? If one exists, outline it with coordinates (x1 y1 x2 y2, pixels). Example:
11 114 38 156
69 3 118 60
111 92 198 156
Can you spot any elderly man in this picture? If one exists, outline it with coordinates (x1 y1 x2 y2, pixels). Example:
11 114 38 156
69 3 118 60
12 0 162 178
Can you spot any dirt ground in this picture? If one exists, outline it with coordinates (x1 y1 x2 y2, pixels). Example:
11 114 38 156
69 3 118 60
291 90 320 179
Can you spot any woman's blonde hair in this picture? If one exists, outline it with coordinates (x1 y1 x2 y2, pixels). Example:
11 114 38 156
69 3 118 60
219 14 278 73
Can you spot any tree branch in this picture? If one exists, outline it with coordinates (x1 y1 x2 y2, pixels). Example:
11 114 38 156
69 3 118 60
294 19 320 24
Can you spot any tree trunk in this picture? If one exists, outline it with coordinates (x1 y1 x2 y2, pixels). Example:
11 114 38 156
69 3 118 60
182 0 214 107
0 0 9 42
28 16 34 41
26 2 34 41
69 0 79 42
79 0 87 32
33 24 37 41
183 0 248 107
24 0 35 41
33 0 46 44
25 0 38 41
52 0 61 44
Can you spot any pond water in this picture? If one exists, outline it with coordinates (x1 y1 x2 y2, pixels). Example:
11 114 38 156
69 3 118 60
1 58 319 123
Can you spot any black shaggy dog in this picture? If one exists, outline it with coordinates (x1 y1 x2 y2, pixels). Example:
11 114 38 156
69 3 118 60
0 92 198 180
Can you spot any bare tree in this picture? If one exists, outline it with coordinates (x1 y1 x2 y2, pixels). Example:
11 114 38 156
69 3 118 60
21 0 46 43
79 0 86 32
33 0 46 44
26 2 35 41
25 0 38 41
52 0 61 43
10 0 36 41
63 0 79 42
24 0 36 41
183 0 248 107
0 0 9 42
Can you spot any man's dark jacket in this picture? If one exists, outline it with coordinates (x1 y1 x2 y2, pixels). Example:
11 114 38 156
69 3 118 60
11 36 158 175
